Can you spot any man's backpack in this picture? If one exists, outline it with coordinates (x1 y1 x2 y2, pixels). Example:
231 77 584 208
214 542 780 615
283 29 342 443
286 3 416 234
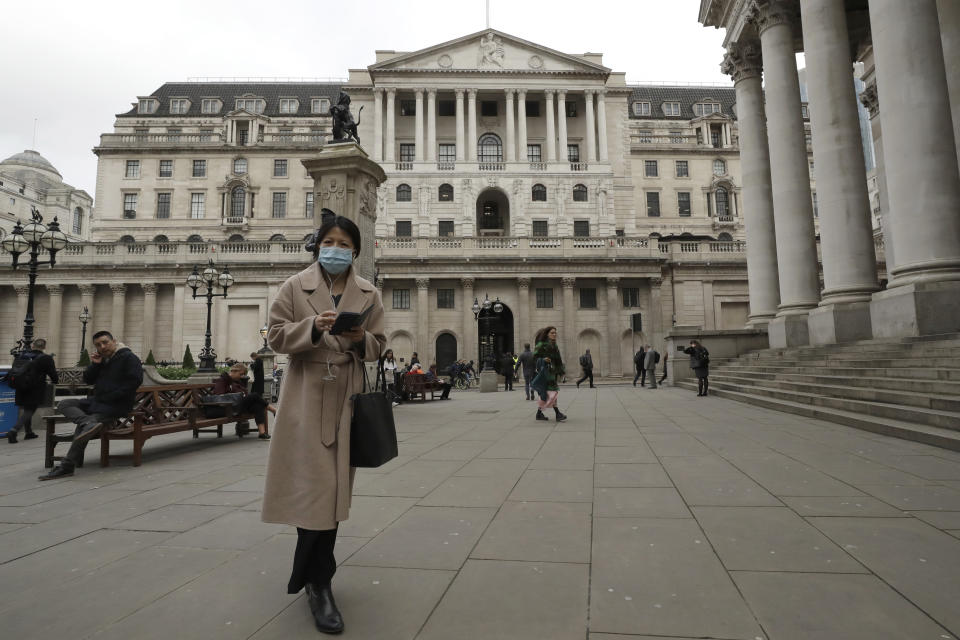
654 351 661 364
634 350 644 365
3 351 40 390
579 355 588 367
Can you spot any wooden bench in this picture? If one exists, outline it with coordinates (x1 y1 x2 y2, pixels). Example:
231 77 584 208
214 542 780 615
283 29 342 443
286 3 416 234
44 382 268 468
401 375 446 402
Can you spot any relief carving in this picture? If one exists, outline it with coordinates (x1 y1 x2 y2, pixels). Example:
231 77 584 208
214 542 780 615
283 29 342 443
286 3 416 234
320 178 345 207
478 33 505 67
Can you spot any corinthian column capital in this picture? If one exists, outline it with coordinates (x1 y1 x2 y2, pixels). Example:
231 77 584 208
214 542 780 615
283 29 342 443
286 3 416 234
721 41 764 84
415 277 430 290
517 277 531 289
46 284 64 297
461 276 475 289
859 81 879 119
561 277 576 289
746 0 798 35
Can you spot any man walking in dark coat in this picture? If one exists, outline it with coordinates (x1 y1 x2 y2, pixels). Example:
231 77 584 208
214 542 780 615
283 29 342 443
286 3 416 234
249 352 266 397
632 346 646 387
7 338 58 443
39 331 143 480
576 349 595 388
501 353 515 391
517 344 536 400
643 344 659 389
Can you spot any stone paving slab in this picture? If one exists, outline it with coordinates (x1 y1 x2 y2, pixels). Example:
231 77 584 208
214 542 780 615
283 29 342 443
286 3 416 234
3 386 960 639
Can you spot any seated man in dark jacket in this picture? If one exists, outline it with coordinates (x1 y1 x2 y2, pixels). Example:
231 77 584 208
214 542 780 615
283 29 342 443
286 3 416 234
40 331 143 480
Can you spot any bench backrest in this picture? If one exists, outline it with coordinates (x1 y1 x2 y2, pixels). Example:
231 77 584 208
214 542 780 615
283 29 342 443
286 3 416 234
117 383 216 428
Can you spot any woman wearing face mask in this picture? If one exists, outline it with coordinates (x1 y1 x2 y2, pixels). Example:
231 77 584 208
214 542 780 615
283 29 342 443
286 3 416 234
262 215 386 635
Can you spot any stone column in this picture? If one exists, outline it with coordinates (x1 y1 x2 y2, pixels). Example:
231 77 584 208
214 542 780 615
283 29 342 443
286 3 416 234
517 90 528 161
461 277 475 363
172 283 185 361
110 283 126 342
426 89 437 162
606 277 622 376
868 0 960 336
373 88 383 162
45 285 63 356
584 89 597 163
385 89 396 163
596 89 609 162
516 277 531 350
751 1 821 347
467 90 478 161
556 91 569 162
416 278 430 361
455 89 466 162
937 0 960 166
649 277 664 341
505 89 516 162
722 43 780 328
545 90 557 163
561 277 576 371
142 283 158 358
414 89 425 162
801 0 879 344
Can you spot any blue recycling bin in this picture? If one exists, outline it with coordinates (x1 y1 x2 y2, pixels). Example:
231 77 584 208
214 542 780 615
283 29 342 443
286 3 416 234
0 366 16 437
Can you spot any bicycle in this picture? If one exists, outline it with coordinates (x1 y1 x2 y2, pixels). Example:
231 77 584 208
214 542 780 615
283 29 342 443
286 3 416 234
452 372 471 390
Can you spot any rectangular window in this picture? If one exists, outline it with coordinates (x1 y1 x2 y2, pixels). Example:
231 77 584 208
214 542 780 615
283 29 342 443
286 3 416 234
201 99 220 114
535 288 554 308
311 98 330 113
125 160 140 178
532 220 548 237
392 289 411 309
399 144 415 162
123 193 138 218
170 99 189 114
395 220 412 237
622 287 640 308
190 193 205 219
567 144 580 162
574 220 590 237
272 192 287 218
663 102 681 116
438 144 456 162
156 193 171 219
678 192 691 217
190 159 206 177
525 101 540 117
579 288 597 309
235 98 264 113
400 99 416 116
527 144 542 162
158 159 172 178
801 104 809 118
438 220 455 237
138 99 157 114
645 160 658 177
279 99 299 114
274 159 288 177
675 160 689 177
438 100 455 116
565 101 577 118
437 289 455 309
305 192 314 218
647 192 661 217
633 102 651 116
481 101 498 117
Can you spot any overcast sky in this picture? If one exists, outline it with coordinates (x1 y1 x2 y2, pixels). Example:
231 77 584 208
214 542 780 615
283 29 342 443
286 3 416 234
0 0 729 197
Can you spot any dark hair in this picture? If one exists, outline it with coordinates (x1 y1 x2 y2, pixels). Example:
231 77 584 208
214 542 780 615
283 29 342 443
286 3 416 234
534 326 556 344
524 343 530 350
689 339 701 346
250 352 259 359
308 214 362 259
92 330 114 341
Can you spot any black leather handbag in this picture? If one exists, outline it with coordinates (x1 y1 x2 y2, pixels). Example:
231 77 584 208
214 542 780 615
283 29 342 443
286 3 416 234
350 364 398 468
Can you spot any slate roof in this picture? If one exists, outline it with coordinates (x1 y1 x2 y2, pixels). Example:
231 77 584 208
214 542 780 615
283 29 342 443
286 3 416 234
628 85 737 121
119 83 343 118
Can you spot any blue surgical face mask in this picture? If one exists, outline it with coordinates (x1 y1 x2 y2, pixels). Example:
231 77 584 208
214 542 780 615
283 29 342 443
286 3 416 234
318 246 353 274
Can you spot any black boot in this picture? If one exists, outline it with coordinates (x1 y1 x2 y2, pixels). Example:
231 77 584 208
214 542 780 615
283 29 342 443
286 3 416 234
536 410 549 421
554 407 567 422
306 583 344 634
703 380 709 397
7 430 17 444
24 431 38 440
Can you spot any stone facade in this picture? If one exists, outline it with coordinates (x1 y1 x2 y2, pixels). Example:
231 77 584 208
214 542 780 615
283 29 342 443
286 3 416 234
1 150 92 243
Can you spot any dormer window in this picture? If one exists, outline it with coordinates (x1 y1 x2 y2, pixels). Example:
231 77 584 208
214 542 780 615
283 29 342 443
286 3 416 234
236 98 265 113
693 102 721 116
632 102 651 116
201 99 222 114
279 99 299 114
662 102 681 117
138 98 158 114
170 99 190 114
311 98 331 114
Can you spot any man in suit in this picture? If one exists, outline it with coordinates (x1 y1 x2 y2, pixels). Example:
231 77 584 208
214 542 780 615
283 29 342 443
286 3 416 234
632 346 646 387
643 344 659 390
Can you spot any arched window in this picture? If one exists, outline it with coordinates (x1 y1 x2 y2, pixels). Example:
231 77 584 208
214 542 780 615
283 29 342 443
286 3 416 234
269 233 287 241
713 159 726 176
715 187 729 217
717 232 733 241
119 235 135 243
572 184 588 202
396 184 412 202
73 207 83 235
153 234 169 243
478 133 503 163
531 184 547 202
438 183 454 202
228 234 245 242
231 186 246 217
187 234 204 243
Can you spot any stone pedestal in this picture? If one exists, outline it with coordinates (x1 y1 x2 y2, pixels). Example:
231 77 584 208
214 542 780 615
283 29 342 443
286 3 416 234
808 302 873 346
870 280 960 338
302 142 387 282
768 314 810 349
479 370 498 393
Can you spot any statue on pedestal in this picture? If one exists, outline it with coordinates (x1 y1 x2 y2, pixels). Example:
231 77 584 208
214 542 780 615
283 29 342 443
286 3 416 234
329 92 363 145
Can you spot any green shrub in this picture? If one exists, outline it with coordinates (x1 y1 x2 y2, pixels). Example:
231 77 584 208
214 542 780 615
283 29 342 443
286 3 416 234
182 345 195 369
156 366 196 380
145 350 156 366
77 349 90 367
216 366 231 375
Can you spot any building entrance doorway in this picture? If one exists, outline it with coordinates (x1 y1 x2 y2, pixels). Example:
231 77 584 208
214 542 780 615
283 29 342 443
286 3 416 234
477 302 514 371
435 332 458 374
476 188 510 236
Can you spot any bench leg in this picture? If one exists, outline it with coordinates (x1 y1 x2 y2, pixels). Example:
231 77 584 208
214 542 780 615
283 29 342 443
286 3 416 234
193 428 199 438
45 429 55 468
217 424 223 438
100 432 110 467
132 419 144 467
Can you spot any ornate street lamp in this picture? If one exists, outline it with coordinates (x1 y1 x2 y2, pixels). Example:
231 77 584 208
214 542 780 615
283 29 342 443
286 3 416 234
186 259 233 372
259 324 269 353
2 208 68 356
472 293 502 369
78 306 91 356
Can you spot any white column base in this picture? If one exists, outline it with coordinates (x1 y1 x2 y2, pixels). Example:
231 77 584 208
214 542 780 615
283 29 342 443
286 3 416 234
768 313 810 348
869 280 960 338
807 301 873 346
745 315 774 332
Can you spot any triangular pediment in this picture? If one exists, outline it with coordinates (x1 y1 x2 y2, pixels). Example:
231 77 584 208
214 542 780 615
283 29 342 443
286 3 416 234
369 29 609 75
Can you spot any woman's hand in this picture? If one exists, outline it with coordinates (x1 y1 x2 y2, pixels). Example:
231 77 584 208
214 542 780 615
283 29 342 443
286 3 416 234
342 326 365 342
314 310 337 332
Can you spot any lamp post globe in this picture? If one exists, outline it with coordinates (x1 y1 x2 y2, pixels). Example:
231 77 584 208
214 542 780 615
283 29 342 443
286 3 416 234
40 218 68 252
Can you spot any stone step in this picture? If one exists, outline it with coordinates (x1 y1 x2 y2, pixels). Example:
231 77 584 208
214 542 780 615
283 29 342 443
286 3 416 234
728 357 960 369
711 374 960 412
712 364 960 381
711 370 960 396
674 381 960 452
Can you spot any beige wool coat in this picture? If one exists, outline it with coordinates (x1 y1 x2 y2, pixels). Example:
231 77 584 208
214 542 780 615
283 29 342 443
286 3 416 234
261 262 386 531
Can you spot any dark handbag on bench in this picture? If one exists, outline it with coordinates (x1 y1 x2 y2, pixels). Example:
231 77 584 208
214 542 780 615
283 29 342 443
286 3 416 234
201 392 244 418
350 364 398 468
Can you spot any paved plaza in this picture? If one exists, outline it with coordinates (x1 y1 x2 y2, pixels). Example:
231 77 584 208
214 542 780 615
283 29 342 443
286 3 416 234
2 385 960 639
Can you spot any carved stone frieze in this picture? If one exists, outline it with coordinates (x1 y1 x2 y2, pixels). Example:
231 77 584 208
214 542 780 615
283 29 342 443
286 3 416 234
320 178 345 207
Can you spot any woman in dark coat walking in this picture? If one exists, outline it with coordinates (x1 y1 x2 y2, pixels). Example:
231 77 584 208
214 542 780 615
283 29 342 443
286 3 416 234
531 326 567 422
683 339 710 396
7 338 58 443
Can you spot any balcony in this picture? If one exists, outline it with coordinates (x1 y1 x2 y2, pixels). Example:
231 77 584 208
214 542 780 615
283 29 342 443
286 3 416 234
436 162 456 171
15 240 310 268
224 216 247 226
395 162 414 171
712 215 738 228
98 133 224 148
479 162 505 171
528 162 547 171
569 162 589 172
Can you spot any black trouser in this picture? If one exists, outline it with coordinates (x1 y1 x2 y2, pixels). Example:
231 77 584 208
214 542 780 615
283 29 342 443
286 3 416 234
577 368 594 387
288 526 338 593
11 406 37 436
660 364 668 384
633 367 646 386
697 377 710 395
58 398 110 470
237 394 268 426
504 375 514 391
